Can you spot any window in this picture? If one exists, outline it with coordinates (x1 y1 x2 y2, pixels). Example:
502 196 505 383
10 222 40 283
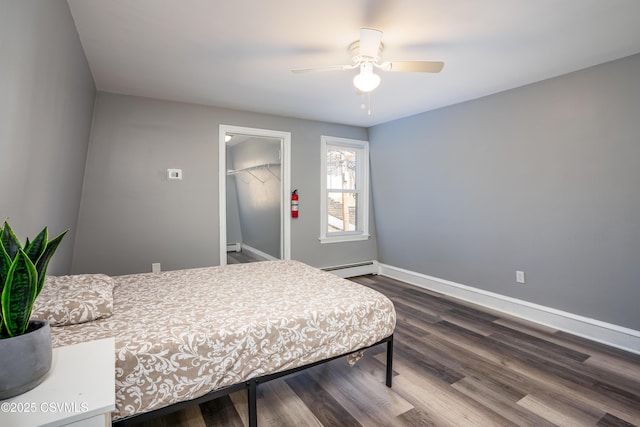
320 136 369 243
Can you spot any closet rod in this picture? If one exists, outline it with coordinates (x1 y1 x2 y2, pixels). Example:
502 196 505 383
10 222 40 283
226 162 281 182
226 162 280 175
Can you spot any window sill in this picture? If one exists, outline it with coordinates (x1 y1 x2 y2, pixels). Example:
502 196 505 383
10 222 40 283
318 234 370 244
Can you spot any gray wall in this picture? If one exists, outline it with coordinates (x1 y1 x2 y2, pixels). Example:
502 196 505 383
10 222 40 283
369 53 640 330
228 137 281 258
72 92 376 275
0 0 95 275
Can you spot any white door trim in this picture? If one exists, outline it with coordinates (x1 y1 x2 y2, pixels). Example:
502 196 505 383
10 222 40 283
219 125 291 266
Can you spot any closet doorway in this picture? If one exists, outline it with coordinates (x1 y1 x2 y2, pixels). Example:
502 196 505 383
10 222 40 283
219 125 291 266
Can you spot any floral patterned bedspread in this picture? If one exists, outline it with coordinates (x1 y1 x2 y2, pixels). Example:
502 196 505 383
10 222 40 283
49 260 396 420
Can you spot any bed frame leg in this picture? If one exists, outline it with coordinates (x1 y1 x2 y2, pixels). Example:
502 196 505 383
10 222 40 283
386 334 394 387
247 381 257 427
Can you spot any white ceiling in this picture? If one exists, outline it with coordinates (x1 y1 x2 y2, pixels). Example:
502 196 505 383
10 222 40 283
67 0 640 128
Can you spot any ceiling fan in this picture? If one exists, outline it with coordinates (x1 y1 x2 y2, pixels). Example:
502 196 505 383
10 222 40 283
292 28 444 93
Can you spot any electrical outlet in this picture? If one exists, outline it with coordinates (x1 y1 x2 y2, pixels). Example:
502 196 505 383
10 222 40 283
516 270 525 284
152 263 161 273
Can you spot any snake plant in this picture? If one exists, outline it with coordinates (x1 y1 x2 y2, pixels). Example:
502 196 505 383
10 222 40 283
0 221 66 338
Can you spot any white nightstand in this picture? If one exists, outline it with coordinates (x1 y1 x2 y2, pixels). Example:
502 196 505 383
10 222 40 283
0 337 115 427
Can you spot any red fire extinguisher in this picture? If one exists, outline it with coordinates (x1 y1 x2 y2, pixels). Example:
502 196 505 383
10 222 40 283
291 189 299 218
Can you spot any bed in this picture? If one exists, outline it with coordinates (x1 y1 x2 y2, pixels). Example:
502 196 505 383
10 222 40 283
32 260 396 425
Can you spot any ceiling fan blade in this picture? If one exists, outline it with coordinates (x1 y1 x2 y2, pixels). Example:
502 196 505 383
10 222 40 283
291 65 353 73
384 61 444 73
359 28 383 58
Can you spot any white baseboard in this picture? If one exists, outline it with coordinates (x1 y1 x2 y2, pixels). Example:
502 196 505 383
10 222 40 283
241 244 278 261
323 260 379 278
378 263 640 355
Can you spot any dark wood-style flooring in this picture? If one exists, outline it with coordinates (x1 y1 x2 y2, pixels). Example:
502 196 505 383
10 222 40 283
128 273 640 427
227 250 262 265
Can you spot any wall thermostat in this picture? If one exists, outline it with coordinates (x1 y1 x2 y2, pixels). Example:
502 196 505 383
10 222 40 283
167 169 183 180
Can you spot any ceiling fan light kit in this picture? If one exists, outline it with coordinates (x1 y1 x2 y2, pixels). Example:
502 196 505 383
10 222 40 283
292 28 444 109
353 62 381 92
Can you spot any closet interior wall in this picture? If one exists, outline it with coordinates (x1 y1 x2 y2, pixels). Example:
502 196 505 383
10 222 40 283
226 136 281 260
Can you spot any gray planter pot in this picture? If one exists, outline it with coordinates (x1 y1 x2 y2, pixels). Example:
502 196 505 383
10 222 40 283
0 320 52 400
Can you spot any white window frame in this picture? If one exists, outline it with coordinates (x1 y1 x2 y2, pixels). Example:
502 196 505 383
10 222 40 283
319 136 370 243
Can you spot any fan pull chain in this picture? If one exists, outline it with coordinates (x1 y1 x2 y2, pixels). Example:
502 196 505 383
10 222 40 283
360 93 373 115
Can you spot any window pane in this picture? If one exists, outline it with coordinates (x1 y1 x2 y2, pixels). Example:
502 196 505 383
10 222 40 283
327 192 357 232
326 147 357 190
320 136 369 243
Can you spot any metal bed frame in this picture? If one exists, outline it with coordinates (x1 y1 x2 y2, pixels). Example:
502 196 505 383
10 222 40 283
113 334 394 427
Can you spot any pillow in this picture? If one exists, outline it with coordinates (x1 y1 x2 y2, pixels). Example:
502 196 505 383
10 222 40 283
30 274 114 326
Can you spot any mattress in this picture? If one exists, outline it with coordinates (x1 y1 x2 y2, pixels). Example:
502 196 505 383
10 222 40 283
49 260 396 420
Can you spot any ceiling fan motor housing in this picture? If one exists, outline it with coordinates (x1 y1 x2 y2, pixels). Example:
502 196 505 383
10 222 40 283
349 40 384 65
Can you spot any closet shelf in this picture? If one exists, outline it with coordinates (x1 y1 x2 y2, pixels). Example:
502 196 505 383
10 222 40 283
227 162 281 183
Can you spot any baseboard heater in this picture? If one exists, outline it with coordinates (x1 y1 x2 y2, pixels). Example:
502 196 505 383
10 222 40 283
226 242 241 253
322 261 378 278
